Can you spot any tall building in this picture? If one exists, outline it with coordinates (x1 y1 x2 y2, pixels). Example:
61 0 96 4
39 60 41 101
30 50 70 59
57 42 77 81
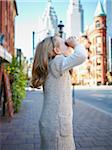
74 0 107 85
66 0 84 38
103 0 112 71
36 0 58 42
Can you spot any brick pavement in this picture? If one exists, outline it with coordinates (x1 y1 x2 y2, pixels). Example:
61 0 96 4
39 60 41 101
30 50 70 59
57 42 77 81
0 90 112 150
73 101 112 150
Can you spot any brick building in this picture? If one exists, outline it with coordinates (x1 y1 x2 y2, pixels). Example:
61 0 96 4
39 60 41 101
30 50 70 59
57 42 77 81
0 0 18 116
75 0 107 85
0 0 18 60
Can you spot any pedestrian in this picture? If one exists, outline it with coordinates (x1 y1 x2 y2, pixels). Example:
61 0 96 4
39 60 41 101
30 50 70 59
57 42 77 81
31 36 87 150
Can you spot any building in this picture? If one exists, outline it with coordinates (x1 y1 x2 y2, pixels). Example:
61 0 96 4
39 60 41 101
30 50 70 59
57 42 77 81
103 0 112 71
74 0 107 85
36 0 58 42
66 0 84 38
0 0 18 60
0 0 18 116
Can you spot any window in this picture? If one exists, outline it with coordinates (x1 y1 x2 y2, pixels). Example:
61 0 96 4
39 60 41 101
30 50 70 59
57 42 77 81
96 36 102 47
96 37 102 54
96 20 100 28
97 62 101 65
96 47 102 54
96 36 101 44
97 56 102 64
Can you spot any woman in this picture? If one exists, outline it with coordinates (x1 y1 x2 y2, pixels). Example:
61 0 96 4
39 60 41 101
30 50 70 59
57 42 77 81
31 36 87 150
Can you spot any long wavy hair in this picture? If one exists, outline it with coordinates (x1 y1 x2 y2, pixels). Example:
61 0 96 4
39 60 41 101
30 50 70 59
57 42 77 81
31 36 60 88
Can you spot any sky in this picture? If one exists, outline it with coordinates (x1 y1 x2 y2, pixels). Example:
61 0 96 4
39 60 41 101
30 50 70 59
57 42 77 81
15 0 103 60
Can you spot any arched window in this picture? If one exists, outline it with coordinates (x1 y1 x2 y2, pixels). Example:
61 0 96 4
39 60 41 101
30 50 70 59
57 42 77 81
96 20 100 28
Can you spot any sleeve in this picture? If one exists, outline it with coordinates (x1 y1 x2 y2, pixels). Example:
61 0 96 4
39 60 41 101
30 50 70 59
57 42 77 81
50 44 87 78
61 44 87 72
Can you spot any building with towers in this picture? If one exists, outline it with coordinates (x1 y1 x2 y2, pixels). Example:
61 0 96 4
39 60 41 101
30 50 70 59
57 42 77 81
74 0 107 85
36 0 58 42
66 0 84 38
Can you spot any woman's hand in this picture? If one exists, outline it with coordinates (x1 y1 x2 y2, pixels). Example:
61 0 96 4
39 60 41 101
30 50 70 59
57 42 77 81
65 36 78 49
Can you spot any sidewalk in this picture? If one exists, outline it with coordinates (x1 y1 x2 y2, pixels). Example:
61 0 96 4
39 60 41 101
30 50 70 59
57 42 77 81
1 90 112 150
72 85 112 90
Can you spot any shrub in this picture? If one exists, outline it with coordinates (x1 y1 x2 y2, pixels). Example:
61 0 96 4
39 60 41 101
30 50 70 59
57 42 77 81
6 57 27 113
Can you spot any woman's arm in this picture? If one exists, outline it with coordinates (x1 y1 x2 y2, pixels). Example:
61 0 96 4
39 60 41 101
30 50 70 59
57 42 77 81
61 43 87 72
50 43 87 78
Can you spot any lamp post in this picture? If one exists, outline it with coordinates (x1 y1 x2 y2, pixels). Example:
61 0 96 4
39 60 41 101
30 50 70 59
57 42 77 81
72 83 75 105
32 31 35 57
58 20 64 38
16 48 22 65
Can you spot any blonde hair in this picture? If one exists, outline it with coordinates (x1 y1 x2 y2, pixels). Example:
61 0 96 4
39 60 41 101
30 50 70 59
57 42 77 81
31 36 59 88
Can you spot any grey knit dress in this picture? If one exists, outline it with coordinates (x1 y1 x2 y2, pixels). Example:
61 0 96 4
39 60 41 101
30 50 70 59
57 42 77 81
39 44 87 150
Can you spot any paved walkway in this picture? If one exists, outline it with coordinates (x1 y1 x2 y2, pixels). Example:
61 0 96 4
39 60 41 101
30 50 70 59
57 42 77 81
0 90 112 150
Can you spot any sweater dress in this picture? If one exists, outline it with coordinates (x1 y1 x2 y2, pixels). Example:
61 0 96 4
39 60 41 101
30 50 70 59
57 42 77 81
39 44 87 150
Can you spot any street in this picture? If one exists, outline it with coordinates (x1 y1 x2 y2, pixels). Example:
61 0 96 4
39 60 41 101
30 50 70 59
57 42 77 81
1 88 112 150
74 86 112 115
